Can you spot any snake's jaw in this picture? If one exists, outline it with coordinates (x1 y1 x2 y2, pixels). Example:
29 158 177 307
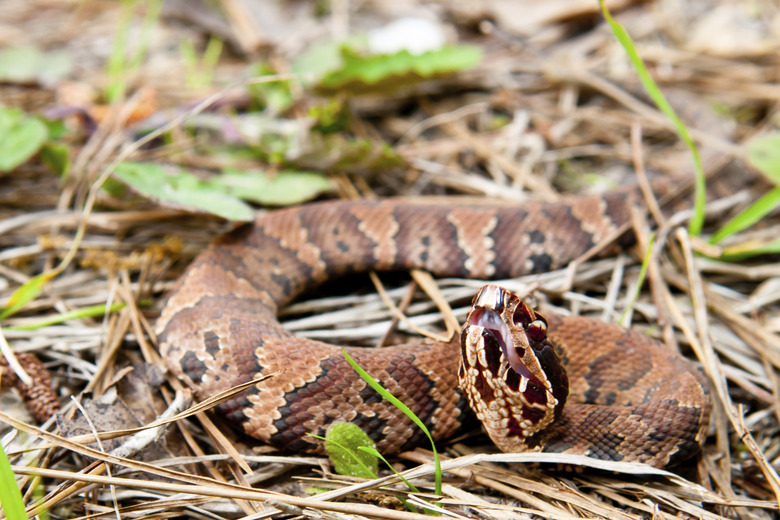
458 285 569 452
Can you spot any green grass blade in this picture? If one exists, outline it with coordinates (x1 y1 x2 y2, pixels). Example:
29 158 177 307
0 442 28 520
0 272 57 321
342 349 443 498
358 446 425 514
709 134 780 247
311 431 424 513
359 446 419 492
720 237 780 260
710 185 780 244
4 302 126 331
619 232 654 326
599 0 706 236
105 0 133 102
129 0 162 71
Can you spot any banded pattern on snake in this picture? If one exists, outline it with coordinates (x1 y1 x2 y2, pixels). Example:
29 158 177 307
156 188 710 468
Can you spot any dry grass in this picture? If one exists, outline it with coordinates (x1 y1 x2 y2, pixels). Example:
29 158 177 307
1 0 780 519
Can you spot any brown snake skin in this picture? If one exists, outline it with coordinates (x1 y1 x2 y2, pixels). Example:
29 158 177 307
157 189 710 468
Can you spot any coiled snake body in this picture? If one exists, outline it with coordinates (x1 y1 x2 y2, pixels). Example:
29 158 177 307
157 190 710 468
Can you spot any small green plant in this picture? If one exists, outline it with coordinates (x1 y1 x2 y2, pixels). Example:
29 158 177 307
313 352 448 513
248 63 295 113
180 36 223 89
111 162 335 221
342 350 443 498
321 422 378 478
312 425 426 513
105 0 162 103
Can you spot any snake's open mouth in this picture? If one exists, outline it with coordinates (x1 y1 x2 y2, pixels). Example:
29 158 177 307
467 306 537 383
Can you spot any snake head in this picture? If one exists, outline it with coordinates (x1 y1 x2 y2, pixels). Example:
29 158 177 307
458 284 568 451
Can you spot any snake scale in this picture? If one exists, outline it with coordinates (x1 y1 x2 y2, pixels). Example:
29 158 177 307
156 188 710 468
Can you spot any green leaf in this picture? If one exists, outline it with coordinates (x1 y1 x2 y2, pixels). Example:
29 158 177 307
214 168 334 206
230 113 403 173
599 1 706 236
0 107 49 172
297 135 403 173
0 272 57 321
322 423 378 479
101 176 127 197
248 63 295 113
710 185 780 244
309 100 350 134
342 349 443 497
319 45 482 92
746 133 780 184
0 442 27 520
40 142 70 177
0 45 72 86
112 162 254 221
292 36 368 85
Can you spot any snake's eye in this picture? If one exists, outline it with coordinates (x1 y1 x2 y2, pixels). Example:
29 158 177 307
526 319 547 341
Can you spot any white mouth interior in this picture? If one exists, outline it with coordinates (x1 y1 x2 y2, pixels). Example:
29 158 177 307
469 307 535 382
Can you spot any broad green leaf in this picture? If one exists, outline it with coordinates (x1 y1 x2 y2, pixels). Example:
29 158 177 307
746 133 780 184
0 107 49 172
323 423 378 478
600 1 706 236
0 442 27 520
113 162 254 221
215 168 334 206
319 45 482 92
711 186 780 244
0 271 57 321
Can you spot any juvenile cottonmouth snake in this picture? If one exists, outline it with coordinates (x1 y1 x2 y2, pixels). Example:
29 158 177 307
156 188 710 468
